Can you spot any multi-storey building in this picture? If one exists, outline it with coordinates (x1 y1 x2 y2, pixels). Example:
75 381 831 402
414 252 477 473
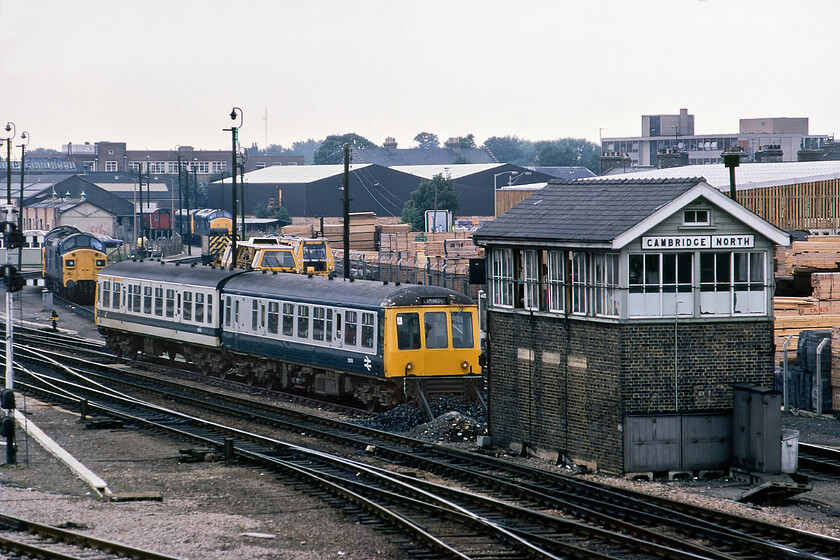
601 109 830 171
60 141 303 177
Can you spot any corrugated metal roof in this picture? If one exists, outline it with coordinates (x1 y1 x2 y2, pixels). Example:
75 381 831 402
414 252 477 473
214 164 373 184
595 161 840 191
391 163 504 180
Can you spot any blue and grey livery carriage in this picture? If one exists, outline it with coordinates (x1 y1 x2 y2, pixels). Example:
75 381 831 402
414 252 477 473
96 260 482 408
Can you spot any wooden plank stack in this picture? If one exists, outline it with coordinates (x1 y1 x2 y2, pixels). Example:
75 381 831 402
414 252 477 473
773 272 840 353
776 237 840 277
281 223 314 237
324 212 377 251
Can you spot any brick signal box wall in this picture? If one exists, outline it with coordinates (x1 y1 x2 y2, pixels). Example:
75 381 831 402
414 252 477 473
487 312 775 475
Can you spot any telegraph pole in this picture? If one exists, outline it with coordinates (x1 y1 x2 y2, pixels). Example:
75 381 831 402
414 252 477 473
342 143 350 279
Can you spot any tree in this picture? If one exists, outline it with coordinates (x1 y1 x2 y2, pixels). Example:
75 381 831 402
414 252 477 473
400 174 459 232
253 202 292 226
482 136 529 165
459 134 476 149
414 132 440 150
313 133 376 164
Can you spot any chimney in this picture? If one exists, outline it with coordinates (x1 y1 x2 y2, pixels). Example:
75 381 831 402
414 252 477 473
383 137 398 154
445 137 462 156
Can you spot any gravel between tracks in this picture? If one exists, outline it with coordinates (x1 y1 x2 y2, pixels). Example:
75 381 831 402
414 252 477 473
2 287 839 558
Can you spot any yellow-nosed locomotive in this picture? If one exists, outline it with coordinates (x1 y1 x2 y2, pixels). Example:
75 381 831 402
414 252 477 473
96 260 482 408
42 226 108 304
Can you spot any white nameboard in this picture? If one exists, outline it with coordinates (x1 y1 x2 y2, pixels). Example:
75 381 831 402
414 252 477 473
642 234 754 250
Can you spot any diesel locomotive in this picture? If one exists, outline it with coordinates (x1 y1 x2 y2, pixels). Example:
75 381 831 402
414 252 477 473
42 226 108 304
95 259 482 408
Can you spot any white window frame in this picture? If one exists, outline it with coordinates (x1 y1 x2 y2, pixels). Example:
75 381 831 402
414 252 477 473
522 249 540 311
490 248 514 308
570 251 588 315
594 253 620 318
546 250 565 313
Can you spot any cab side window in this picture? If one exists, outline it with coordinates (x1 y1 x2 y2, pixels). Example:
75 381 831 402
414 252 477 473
396 313 420 350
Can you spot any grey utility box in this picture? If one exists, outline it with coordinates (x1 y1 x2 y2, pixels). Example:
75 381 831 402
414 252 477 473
732 384 782 473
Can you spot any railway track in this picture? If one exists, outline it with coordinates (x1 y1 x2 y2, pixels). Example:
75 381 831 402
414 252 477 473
12 344 840 560
0 512 182 560
800 442 840 475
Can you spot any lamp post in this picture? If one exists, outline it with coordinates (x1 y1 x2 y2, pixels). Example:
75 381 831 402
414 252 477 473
176 154 183 243
4 122 15 205
17 132 29 266
224 107 242 269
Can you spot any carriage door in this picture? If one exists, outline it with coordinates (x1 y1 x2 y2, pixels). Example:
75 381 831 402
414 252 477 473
395 312 424 375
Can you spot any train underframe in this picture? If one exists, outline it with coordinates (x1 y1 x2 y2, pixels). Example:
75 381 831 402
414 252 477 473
51 279 97 305
102 329 407 409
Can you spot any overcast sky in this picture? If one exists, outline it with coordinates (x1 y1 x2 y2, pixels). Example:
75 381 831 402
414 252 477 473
2 0 838 153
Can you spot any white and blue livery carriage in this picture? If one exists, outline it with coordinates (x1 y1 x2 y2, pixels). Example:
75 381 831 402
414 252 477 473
96 260 482 408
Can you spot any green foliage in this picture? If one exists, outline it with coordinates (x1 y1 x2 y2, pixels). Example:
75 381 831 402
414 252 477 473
459 134 476 149
253 202 292 225
263 139 320 164
482 136 601 173
414 132 440 149
313 133 376 164
400 174 459 232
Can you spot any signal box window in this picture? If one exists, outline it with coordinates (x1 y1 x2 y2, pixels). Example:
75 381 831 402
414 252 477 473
683 209 710 226
396 313 421 350
424 312 448 349
450 311 474 349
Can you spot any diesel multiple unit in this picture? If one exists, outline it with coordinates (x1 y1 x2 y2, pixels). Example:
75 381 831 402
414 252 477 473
95 260 481 408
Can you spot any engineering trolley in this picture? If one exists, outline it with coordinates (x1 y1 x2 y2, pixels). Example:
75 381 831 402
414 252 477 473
96 260 482 408
42 226 108 304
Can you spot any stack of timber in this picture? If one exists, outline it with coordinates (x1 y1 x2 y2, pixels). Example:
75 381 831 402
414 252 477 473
776 237 840 277
774 272 840 352
379 224 415 256
280 223 314 237
324 212 377 251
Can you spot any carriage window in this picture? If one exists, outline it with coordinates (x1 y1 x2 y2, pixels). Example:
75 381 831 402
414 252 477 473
154 287 163 316
361 312 375 349
101 280 111 308
207 296 213 324
224 297 232 327
251 299 259 330
282 303 294 336
313 307 325 341
297 305 310 338
196 293 205 323
268 301 279 334
344 310 357 345
234 299 240 325
326 309 333 342
396 313 420 350
183 292 193 321
143 286 152 314
112 282 121 309
166 289 175 318
424 312 448 349
450 310 474 349
131 284 141 313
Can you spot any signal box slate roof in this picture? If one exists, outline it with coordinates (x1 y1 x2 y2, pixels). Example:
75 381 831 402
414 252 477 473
473 177 790 249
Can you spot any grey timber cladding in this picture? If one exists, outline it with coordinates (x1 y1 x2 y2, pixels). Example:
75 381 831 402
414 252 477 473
473 177 704 244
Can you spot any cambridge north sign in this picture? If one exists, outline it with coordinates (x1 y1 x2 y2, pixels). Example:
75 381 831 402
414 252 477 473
640 235 755 250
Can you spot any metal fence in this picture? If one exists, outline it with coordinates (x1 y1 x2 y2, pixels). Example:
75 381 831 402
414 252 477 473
337 251 481 300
